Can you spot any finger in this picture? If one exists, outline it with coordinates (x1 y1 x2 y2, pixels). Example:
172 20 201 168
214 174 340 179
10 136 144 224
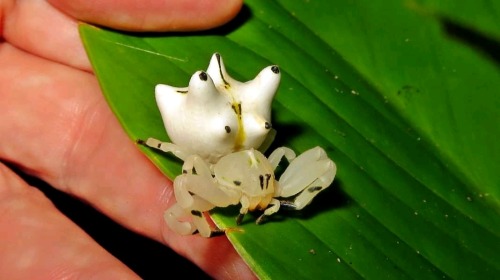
2 0 91 70
0 44 255 279
0 162 139 279
1 0 242 71
48 0 243 31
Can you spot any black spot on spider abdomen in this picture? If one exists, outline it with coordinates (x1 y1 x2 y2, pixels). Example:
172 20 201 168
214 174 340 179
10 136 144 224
199 71 208 81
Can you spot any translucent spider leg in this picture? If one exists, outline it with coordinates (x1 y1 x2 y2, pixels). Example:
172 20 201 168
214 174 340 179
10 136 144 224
164 194 220 237
276 146 336 210
164 204 196 235
267 146 296 170
169 155 241 237
255 198 281 224
257 128 277 154
136 138 190 161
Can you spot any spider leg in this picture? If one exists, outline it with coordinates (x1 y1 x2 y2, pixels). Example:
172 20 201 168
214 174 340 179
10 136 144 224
137 138 190 161
257 128 277 154
164 204 196 235
267 146 296 171
175 156 240 207
164 196 222 238
256 198 281 224
276 146 336 210
169 156 241 237
236 196 250 225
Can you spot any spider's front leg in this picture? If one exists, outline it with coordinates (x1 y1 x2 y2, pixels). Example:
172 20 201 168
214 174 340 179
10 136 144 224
166 155 240 237
275 146 336 210
164 192 222 238
136 138 190 161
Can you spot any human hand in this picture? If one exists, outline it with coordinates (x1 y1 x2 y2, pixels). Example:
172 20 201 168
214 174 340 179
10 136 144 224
0 0 256 278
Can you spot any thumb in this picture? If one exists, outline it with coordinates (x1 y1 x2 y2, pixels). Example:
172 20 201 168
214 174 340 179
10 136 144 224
47 0 243 31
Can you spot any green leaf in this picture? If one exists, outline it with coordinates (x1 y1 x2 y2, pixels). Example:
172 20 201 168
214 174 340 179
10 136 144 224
79 0 500 278
411 0 500 39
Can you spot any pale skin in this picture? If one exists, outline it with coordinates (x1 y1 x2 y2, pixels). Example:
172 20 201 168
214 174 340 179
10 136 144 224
0 0 258 279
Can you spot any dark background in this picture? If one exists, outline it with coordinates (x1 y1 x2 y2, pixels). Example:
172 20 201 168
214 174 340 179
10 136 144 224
22 173 211 279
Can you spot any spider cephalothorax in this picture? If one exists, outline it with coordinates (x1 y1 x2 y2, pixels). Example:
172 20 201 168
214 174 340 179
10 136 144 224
160 146 335 237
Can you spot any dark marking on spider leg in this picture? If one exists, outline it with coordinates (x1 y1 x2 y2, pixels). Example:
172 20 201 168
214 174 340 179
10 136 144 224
191 210 202 217
182 167 197 174
209 228 226 237
280 200 297 210
136 139 145 145
233 180 241 186
256 214 267 225
236 213 245 225
308 186 323 193
191 167 197 175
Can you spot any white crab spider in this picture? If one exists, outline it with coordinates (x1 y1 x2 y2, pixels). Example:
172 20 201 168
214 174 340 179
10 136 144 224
149 145 336 237
139 53 336 237
153 53 280 163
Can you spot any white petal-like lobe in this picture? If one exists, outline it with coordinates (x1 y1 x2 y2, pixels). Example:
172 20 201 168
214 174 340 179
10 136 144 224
155 53 281 163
